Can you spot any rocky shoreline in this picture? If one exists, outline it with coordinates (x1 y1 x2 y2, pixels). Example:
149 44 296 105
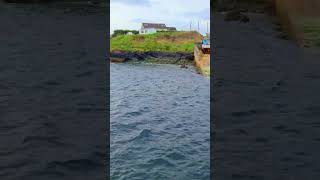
110 50 194 64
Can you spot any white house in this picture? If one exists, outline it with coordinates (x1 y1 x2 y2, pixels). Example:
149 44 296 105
139 23 176 34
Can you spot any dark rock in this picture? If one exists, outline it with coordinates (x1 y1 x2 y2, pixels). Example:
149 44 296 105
110 57 126 63
110 51 193 64
181 54 194 61
180 64 188 69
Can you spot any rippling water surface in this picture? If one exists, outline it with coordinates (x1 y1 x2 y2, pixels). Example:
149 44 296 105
111 63 210 179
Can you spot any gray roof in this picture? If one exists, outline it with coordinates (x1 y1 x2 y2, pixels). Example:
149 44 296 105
142 23 166 29
166 27 177 31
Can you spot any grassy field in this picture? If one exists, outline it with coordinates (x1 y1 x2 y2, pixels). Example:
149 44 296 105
110 31 202 53
300 17 320 47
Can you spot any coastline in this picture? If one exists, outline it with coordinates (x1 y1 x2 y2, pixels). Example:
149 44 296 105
110 50 194 64
110 50 211 77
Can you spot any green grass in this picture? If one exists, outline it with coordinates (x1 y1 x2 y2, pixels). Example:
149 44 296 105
110 31 202 53
300 17 320 47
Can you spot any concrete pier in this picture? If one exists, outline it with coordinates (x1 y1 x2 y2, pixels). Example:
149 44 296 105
194 45 210 76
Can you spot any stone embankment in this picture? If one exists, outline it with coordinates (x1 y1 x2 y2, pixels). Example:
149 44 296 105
110 50 194 64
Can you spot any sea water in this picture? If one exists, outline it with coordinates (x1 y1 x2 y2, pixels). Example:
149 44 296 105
111 63 210 179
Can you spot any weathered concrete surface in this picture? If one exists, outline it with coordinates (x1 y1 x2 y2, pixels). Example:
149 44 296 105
194 45 210 76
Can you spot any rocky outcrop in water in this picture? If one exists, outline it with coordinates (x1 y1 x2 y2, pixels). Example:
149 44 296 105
110 50 194 64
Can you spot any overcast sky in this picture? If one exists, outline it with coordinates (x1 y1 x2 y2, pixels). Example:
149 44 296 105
110 0 210 35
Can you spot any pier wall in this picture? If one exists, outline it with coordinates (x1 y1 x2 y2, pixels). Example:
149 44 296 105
194 45 210 76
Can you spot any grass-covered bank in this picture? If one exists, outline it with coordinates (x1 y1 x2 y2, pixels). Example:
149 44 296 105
299 17 320 47
110 31 202 53
110 31 208 75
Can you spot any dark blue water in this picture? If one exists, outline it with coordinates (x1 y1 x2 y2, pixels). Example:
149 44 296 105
111 63 210 179
0 6 107 180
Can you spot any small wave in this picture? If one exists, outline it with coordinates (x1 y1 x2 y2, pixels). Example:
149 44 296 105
111 123 139 132
147 158 175 167
129 129 153 142
166 152 186 161
122 111 143 118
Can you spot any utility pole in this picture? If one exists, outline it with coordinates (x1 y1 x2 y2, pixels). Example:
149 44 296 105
190 21 192 31
197 20 200 33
